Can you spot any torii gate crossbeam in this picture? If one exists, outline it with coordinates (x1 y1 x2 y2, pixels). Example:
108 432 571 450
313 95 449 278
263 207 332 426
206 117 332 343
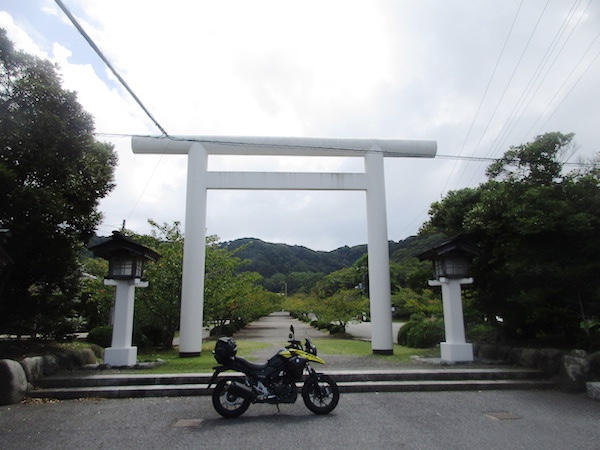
132 136 437 355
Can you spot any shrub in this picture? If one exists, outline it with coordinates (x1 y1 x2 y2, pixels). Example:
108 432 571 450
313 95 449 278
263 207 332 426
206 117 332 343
397 321 413 346
467 322 496 343
313 320 331 330
139 325 166 348
328 324 345 335
209 324 236 337
87 325 113 348
398 315 444 348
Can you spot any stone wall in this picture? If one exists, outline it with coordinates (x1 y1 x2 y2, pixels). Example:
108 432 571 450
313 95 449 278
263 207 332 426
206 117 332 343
0 348 97 405
475 343 600 394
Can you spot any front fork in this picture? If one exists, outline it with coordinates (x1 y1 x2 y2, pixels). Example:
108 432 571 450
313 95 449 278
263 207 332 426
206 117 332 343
305 365 330 397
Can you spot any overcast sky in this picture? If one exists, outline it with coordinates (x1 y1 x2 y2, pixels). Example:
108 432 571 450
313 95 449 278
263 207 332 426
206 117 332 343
1 0 599 250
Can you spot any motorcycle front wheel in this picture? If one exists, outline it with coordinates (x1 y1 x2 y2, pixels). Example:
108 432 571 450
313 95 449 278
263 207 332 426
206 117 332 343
211 378 251 418
301 374 340 414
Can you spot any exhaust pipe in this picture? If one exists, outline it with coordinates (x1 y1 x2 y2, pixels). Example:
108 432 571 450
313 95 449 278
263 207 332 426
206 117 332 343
226 380 257 401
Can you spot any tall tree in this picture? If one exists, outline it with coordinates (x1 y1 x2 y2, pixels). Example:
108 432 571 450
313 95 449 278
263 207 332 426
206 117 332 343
204 235 275 329
427 132 600 345
132 221 184 350
0 30 117 337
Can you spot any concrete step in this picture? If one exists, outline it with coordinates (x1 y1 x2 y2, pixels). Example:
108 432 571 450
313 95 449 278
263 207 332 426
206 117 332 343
35 368 547 389
29 368 556 400
30 378 556 400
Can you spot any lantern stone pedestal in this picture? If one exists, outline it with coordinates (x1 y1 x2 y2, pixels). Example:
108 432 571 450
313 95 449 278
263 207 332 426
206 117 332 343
428 277 474 363
103 278 148 366
88 231 160 367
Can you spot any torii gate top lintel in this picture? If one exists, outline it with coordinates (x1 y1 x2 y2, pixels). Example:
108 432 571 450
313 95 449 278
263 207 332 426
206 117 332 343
132 135 437 158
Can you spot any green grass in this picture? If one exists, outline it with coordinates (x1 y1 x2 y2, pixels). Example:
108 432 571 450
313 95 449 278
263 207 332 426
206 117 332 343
1 335 440 374
134 338 439 373
313 338 440 362
135 340 273 373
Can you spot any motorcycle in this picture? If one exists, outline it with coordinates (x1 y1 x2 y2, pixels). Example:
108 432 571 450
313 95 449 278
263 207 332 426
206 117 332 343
207 325 340 418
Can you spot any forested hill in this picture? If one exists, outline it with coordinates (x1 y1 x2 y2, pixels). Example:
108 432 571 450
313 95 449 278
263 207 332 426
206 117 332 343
222 232 445 280
222 238 367 278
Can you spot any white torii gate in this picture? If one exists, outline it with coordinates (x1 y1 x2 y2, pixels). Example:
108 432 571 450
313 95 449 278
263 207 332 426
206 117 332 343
132 136 437 355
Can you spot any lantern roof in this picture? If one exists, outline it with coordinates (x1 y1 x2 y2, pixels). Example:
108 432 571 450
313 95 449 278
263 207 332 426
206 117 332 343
88 231 161 262
417 234 479 262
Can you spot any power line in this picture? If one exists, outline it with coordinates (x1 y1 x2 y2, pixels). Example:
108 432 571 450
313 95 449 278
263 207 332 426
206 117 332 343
437 153 594 167
54 0 169 137
458 0 551 191
528 31 600 138
488 0 590 159
440 0 524 195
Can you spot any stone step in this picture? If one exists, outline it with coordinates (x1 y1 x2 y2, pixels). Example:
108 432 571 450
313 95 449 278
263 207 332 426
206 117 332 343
30 378 556 400
29 368 555 400
339 379 556 393
36 368 546 389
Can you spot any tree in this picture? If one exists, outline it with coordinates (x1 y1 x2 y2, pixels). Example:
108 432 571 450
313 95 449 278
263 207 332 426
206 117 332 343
314 289 368 333
0 30 117 337
132 221 184 350
426 132 600 346
204 236 277 329
80 257 113 330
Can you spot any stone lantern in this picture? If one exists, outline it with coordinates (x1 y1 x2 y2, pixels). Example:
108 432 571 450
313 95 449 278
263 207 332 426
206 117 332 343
418 235 479 363
89 231 160 366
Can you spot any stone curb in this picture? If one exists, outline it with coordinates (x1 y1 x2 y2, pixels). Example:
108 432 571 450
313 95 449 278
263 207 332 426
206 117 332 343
0 348 97 405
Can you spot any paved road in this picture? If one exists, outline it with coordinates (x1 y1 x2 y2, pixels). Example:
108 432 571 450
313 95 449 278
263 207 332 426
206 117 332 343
3 312 600 448
345 320 404 341
2 390 599 449
232 311 402 343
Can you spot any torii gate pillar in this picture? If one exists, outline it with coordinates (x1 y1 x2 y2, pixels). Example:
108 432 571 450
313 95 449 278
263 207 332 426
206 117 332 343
132 136 437 356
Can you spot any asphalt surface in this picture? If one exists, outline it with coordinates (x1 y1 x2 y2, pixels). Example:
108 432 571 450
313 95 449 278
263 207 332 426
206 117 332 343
2 312 600 449
2 390 599 449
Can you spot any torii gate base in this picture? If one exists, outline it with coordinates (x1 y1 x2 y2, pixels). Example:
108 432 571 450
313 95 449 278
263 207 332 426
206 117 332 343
132 136 437 355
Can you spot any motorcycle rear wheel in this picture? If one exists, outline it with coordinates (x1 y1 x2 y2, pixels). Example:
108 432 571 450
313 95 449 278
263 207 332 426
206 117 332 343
211 378 251 418
301 374 340 414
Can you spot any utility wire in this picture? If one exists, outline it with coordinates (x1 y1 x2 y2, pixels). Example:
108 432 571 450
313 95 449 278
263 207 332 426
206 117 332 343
487 0 588 159
54 0 169 137
440 0 524 196
460 0 551 191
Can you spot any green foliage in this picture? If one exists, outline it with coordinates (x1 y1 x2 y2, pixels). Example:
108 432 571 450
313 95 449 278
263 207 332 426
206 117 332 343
466 322 495 343
288 289 368 333
80 258 113 330
225 238 366 280
0 30 117 337
87 325 113 348
391 287 441 319
485 132 573 185
130 221 184 350
313 267 362 298
426 132 600 346
204 235 280 329
283 294 317 322
397 315 444 348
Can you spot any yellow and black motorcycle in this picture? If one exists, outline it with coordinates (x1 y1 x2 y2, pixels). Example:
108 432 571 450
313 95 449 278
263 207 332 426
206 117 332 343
208 325 340 418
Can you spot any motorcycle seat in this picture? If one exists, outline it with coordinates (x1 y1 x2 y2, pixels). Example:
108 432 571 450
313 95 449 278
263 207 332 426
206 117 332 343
234 356 268 372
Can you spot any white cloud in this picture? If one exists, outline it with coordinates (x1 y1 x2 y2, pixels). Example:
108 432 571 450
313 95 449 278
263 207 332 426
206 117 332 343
0 11 48 58
2 0 600 250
